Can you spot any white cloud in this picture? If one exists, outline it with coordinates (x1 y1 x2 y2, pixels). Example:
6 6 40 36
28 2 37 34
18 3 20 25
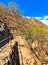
25 16 31 18
23 16 31 19
35 16 48 25
34 17 43 20
44 16 48 20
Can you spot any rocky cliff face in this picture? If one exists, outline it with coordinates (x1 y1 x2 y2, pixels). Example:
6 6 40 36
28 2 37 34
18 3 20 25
0 4 48 37
0 36 48 65
0 5 48 65
0 36 42 65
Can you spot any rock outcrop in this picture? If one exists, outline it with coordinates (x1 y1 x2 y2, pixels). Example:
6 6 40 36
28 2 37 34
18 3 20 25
0 36 40 65
0 5 48 65
0 4 48 37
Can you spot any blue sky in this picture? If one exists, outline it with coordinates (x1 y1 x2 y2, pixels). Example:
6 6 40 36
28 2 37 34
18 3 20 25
0 0 48 24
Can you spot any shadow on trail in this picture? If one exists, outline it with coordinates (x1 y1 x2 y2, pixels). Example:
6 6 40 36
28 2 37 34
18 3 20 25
0 22 14 48
0 28 13 48
0 34 13 48
6 42 20 65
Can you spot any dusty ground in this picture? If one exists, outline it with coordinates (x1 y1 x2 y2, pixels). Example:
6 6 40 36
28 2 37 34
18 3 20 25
0 36 48 65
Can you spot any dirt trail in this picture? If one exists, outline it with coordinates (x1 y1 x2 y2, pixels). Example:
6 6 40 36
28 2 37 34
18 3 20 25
15 36 41 65
0 36 42 65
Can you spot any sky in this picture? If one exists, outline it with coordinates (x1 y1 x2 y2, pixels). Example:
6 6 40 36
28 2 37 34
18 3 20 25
0 0 48 24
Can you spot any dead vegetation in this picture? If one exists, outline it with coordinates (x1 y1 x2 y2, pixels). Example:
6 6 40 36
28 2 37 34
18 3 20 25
0 4 48 65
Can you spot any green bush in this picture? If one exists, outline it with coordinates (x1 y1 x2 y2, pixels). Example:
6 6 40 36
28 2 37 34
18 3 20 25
24 26 48 44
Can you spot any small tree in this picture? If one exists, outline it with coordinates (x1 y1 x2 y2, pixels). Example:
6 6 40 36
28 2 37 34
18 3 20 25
33 25 48 43
8 2 22 14
24 26 48 44
24 28 36 44
8 2 17 12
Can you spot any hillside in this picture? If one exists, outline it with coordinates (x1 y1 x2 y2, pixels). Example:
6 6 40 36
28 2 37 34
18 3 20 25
0 4 48 36
0 4 48 65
